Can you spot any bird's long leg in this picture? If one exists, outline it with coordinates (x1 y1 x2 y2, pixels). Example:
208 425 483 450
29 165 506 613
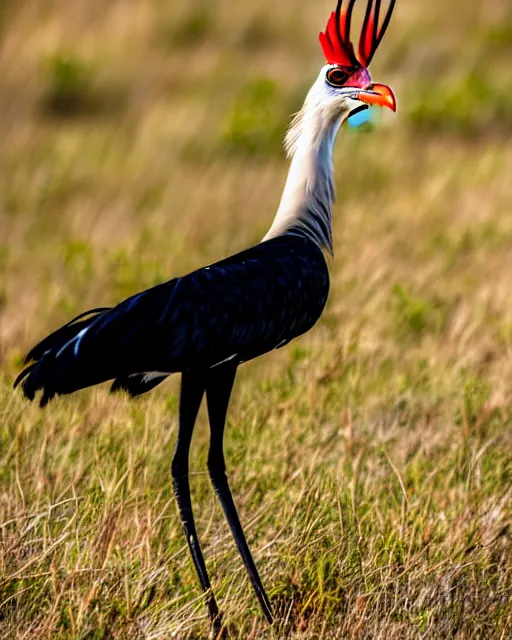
205 365 273 625
171 370 222 632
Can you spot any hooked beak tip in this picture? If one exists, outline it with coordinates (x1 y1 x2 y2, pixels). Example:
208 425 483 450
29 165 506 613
355 83 396 112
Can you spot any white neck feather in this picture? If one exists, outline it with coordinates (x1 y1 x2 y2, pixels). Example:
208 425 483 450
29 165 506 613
263 100 342 254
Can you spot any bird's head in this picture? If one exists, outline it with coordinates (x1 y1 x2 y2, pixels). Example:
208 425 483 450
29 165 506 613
311 0 397 127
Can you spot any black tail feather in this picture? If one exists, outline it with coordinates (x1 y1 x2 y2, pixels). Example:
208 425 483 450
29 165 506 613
14 307 112 406
13 363 38 398
25 308 110 364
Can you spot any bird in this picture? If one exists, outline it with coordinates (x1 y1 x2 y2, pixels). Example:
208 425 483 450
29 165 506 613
14 0 397 632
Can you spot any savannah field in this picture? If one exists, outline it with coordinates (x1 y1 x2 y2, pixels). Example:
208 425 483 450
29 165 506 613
1 0 512 638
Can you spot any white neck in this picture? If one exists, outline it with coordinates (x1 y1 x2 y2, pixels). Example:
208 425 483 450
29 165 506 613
263 104 342 254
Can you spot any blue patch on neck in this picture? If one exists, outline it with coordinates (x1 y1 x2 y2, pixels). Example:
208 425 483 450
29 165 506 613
348 108 373 128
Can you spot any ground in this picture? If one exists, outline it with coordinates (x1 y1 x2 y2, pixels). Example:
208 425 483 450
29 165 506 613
0 0 511 638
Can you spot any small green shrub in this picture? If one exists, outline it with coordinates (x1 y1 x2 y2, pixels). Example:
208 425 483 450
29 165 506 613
391 283 447 337
40 52 125 118
41 53 97 117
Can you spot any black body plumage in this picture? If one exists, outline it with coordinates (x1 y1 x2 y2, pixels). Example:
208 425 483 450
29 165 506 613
15 233 329 406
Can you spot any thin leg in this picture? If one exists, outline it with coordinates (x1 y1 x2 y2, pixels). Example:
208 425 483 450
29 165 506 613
205 365 273 625
171 370 222 632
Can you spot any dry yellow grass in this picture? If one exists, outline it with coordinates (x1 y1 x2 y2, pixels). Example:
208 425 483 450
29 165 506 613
1 0 512 638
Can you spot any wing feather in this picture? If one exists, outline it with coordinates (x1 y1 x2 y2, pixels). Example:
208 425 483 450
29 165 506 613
15 235 329 404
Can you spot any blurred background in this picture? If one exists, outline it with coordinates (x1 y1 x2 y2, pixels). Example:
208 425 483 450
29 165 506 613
1 1 511 638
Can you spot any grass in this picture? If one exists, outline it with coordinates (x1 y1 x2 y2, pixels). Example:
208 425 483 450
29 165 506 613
1 0 512 637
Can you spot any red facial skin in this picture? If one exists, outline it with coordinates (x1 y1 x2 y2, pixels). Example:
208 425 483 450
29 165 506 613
344 66 372 88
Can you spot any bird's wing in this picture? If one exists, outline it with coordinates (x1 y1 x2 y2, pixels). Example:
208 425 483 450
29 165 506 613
16 235 329 404
101 235 328 369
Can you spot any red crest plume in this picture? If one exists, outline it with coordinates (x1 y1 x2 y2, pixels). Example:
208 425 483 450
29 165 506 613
319 0 396 68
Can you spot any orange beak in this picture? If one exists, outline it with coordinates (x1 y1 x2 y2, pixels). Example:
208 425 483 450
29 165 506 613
354 83 396 112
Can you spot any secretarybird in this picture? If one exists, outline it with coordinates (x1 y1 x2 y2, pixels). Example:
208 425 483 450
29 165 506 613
15 0 397 630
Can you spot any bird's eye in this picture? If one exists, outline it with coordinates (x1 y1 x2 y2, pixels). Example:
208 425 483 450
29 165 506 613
326 68 349 87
